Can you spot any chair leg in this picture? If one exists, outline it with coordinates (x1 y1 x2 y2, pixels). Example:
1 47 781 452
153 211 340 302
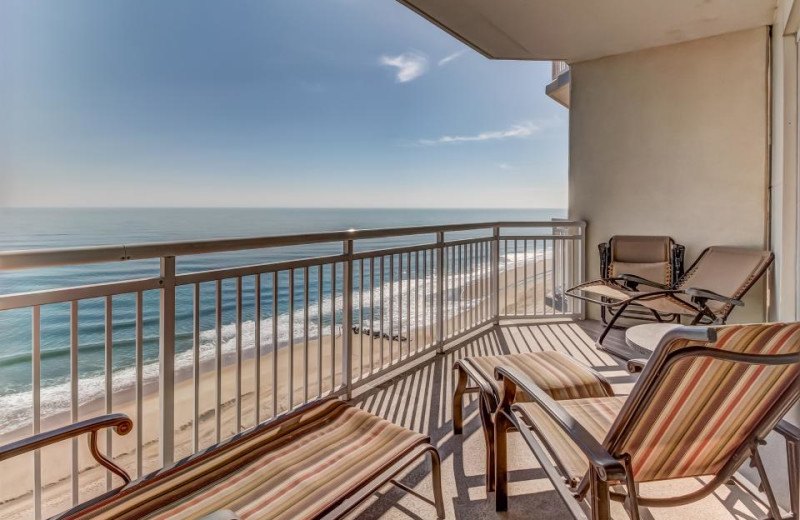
428 448 446 519
494 410 511 512
589 467 612 520
478 395 496 492
786 438 800 520
597 302 630 346
453 366 468 435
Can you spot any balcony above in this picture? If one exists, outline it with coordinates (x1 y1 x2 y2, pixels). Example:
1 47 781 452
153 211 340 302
395 0 776 61
546 61 570 108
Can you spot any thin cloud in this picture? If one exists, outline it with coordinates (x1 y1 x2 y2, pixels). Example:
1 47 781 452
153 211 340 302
497 163 512 170
438 51 465 66
418 122 540 145
379 52 428 83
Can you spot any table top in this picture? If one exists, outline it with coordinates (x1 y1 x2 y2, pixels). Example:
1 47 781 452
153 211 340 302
624 323 682 357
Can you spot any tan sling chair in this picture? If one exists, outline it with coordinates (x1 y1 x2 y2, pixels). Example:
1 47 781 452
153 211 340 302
0 399 445 520
566 246 773 349
494 323 800 520
596 235 685 325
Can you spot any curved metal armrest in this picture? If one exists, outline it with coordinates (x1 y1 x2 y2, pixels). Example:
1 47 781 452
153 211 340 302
682 288 743 307
775 420 800 443
617 274 670 290
0 413 133 484
626 358 648 373
494 366 626 482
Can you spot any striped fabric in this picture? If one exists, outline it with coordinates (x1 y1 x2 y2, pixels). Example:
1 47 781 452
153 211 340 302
517 396 625 485
618 323 800 482
463 351 614 404
513 323 800 487
68 400 428 520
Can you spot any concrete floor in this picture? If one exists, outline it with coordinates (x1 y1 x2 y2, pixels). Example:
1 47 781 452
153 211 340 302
345 320 776 520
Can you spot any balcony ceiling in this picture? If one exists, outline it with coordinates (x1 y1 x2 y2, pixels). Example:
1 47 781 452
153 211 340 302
395 0 777 62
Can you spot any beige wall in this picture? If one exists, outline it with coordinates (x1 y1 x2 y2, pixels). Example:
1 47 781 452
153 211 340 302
568 27 770 322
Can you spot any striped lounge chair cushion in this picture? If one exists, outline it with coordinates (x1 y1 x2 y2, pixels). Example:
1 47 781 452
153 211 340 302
516 396 625 486
66 400 428 520
619 322 800 482
460 351 614 406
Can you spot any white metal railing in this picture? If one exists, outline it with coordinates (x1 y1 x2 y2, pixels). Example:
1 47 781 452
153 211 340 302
0 220 585 519
552 60 569 79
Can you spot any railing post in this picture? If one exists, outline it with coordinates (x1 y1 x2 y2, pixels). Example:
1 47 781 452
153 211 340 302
579 221 587 320
492 226 500 324
342 239 354 399
436 231 445 353
159 256 176 466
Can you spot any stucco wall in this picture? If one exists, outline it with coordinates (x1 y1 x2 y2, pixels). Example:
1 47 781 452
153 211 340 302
568 27 770 323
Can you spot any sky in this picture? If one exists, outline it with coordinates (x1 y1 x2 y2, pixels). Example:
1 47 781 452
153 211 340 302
0 0 568 209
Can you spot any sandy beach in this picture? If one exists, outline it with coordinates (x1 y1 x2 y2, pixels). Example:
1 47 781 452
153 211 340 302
0 258 567 519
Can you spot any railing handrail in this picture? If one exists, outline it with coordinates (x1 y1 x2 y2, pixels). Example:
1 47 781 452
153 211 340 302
0 220 585 271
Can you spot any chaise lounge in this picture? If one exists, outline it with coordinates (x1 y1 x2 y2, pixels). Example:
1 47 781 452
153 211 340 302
0 398 445 520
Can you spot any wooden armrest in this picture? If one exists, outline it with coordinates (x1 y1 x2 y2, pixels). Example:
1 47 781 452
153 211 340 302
0 413 133 484
494 366 625 482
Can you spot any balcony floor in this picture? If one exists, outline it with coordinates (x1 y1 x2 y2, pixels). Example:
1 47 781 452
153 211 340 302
346 319 773 520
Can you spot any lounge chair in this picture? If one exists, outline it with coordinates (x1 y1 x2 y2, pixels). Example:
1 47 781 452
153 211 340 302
494 323 800 520
452 351 614 491
0 399 445 520
566 246 773 348
596 235 685 325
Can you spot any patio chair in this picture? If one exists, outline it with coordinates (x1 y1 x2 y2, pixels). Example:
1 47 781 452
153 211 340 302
494 323 800 520
566 246 773 348
596 235 685 325
452 350 614 491
0 398 445 520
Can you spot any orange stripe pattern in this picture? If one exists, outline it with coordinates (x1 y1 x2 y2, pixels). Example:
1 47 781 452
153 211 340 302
464 351 614 404
67 400 427 520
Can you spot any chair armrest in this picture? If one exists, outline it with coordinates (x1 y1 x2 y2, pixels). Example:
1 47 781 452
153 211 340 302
683 288 743 307
775 420 800 443
0 413 133 484
494 366 626 482
617 274 670 290
626 359 647 373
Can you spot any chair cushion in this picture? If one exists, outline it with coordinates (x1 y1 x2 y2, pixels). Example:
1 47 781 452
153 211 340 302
609 261 671 288
515 396 626 486
67 400 428 520
459 351 614 407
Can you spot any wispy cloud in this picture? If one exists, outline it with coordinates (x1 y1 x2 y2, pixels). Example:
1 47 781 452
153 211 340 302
438 51 465 67
379 52 428 83
497 163 512 170
418 122 541 145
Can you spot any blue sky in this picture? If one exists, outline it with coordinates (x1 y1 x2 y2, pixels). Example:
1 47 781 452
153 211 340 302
0 0 568 208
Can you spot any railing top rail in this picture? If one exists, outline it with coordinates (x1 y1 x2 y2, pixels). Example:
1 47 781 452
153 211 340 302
0 220 585 271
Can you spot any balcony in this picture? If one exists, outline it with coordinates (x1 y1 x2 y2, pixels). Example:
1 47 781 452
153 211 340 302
546 61 570 108
0 220 790 520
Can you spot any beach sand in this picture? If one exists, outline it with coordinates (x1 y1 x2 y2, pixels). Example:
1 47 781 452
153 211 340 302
0 259 569 519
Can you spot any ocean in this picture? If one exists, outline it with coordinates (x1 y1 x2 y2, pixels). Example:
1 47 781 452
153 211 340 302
0 207 564 434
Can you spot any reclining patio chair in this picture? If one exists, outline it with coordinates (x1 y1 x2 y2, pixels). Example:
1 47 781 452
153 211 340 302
597 236 685 325
0 398 444 520
566 246 773 348
494 323 800 520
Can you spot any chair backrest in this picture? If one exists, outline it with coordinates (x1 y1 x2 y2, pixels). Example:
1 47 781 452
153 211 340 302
604 323 800 483
676 247 773 317
603 236 679 286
